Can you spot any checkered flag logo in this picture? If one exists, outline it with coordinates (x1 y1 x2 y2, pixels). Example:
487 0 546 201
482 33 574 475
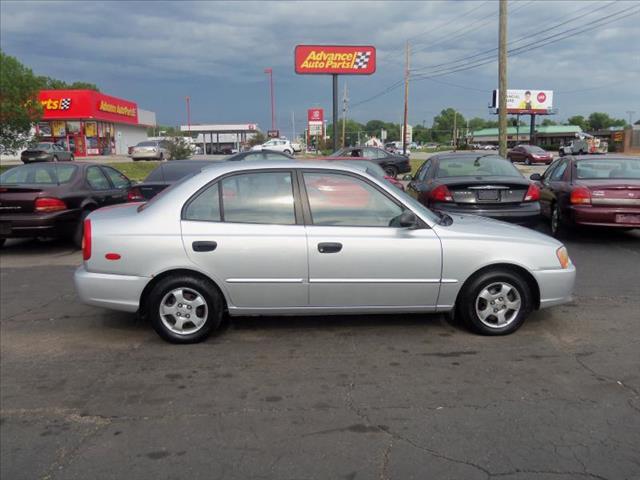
59 98 71 110
354 51 371 69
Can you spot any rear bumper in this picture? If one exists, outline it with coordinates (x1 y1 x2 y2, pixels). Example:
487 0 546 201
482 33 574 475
568 205 640 228
130 152 160 160
433 202 541 225
0 209 80 238
74 266 149 313
531 265 576 309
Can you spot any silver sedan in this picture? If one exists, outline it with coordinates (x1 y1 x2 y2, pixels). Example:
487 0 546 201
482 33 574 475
74 161 575 343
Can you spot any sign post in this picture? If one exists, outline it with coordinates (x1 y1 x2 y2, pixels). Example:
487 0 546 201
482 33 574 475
295 45 376 152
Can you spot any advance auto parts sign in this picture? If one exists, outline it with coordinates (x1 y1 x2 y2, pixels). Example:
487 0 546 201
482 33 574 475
295 45 376 75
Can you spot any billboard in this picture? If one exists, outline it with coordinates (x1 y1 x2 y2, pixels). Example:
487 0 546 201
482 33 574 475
308 108 324 122
295 45 376 75
491 89 553 113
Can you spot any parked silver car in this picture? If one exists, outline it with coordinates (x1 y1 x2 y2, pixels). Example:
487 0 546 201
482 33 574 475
75 161 575 343
130 140 170 161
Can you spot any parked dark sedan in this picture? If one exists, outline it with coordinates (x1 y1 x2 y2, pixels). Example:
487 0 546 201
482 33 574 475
0 162 132 247
128 151 294 201
533 155 640 237
406 153 541 225
507 145 553 165
21 142 74 163
329 146 411 177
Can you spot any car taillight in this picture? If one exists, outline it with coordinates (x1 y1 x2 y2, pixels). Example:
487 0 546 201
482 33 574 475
127 187 144 202
431 185 453 202
570 187 591 205
82 219 92 261
524 183 540 202
34 197 67 212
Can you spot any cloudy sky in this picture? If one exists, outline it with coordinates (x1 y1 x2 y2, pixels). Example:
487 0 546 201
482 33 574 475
2 0 639 136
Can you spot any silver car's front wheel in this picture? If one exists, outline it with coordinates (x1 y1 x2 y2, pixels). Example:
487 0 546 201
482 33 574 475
475 282 521 328
148 275 223 343
159 287 209 335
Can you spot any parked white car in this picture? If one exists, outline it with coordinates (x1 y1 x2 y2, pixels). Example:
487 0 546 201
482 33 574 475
251 139 295 155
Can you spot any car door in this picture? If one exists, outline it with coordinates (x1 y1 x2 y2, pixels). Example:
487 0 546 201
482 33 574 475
406 159 432 202
539 159 569 217
301 170 442 309
85 165 115 208
101 166 132 205
181 170 308 309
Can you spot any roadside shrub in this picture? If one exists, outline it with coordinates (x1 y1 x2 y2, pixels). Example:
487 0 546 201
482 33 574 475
166 137 192 160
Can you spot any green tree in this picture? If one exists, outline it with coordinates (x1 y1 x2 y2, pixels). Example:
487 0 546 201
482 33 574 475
587 112 626 131
0 50 43 152
432 108 466 144
248 131 266 147
36 76 99 91
413 124 432 144
566 115 588 131
165 137 192 160
468 117 489 132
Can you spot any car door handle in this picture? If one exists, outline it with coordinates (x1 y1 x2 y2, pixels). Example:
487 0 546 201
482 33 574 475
318 242 342 253
192 241 217 252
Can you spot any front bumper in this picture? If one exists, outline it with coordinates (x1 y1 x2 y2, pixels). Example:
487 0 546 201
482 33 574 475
433 202 541 226
74 266 150 313
568 205 640 228
0 209 80 238
531 264 576 308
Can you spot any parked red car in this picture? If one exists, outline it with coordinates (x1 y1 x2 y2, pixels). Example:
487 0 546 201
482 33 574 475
533 155 640 237
507 145 553 165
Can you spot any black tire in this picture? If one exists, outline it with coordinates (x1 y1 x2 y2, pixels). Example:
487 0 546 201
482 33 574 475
72 209 91 248
147 275 223 344
0 238 6 248
284 149 292 155
159 153 164 161
384 165 399 178
457 269 532 336
550 204 570 239
132 158 141 162
52 155 59 162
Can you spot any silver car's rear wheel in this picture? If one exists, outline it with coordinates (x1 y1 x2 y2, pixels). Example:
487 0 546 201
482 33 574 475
475 282 521 329
159 287 208 335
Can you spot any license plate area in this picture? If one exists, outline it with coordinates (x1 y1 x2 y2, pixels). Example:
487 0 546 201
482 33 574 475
616 214 640 224
477 190 499 201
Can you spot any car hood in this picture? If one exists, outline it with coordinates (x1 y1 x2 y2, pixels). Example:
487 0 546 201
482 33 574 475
433 212 561 247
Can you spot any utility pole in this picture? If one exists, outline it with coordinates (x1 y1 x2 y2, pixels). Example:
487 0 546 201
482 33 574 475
186 96 191 132
498 0 508 157
452 109 457 150
291 111 296 142
402 41 410 156
264 68 276 132
626 110 636 126
341 81 349 147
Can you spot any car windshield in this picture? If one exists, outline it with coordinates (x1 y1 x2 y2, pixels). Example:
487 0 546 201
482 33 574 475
34 143 53 150
526 146 547 154
0 164 77 184
137 141 157 147
436 155 521 178
575 158 640 180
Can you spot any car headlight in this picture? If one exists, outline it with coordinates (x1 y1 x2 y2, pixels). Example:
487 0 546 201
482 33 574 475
556 246 570 269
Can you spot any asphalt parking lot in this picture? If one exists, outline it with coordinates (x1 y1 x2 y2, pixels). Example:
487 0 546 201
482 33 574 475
1 223 639 480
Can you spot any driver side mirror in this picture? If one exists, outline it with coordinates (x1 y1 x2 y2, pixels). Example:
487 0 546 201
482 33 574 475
529 173 542 181
402 174 413 181
398 210 419 228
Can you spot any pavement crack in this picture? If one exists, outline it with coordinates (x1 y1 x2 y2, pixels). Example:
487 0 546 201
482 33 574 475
379 440 392 480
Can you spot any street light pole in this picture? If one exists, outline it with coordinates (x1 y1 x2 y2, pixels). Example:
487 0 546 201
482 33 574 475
264 68 276 132
498 0 508 157
186 96 191 132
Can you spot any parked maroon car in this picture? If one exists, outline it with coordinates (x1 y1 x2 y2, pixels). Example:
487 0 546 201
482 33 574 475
533 155 640 237
0 162 132 247
507 145 553 165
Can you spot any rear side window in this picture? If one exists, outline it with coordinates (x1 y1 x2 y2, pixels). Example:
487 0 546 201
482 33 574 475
0 164 76 184
86 166 111 190
102 167 130 189
221 172 295 225
184 183 221 221
550 161 568 181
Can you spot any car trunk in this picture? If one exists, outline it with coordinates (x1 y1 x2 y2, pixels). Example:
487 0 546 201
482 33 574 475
444 177 530 205
0 186 47 214
579 180 640 207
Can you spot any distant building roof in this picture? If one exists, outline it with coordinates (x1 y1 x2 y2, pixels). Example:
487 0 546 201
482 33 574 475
472 125 582 137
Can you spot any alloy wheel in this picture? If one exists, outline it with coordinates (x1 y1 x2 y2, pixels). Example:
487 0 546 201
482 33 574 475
475 282 522 328
159 287 208 335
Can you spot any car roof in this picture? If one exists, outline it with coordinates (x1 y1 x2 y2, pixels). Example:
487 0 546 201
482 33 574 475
430 152 504 160
199 159 375 176
570 155 640 161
